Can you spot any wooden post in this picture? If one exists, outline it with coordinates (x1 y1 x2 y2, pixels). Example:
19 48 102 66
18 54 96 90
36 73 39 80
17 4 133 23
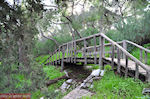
59 46 61 64
94 36 97 64
146 71 150 82
125 55 128 77
69 43 71 62
103 38 105 57
123 40 127 59
145 51 148 64
111 45 115 70
84 39 87 65
140 49 143 62
135 63 139 79
51 54 52 65
61 46 65 71
52 52 54 65
50 54 51 65
66 43 69 62
74 41 76 63
71 42 73 63
109 46 111 58
99 36 104 69
117 48 121 73
56 50 57 65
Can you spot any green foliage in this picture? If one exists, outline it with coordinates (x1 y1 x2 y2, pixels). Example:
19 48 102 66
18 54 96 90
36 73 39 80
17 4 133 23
88 71 149 99
104 65 112 72
43 66 65 80
106 11 150 45
131 43 150 65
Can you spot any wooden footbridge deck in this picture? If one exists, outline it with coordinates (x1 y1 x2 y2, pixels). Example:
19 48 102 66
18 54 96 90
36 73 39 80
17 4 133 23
44 33 150 82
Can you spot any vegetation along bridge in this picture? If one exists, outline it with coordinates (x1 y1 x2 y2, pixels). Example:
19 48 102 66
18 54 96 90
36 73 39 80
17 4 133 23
44 33 150 82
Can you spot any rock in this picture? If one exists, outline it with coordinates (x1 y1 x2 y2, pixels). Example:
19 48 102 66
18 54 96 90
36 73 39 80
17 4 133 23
93 77 101 80
91 69 101 77
80 83 87 88
88 79 93 83
142 88 150 95
40 97 44 99
55 89 60 93
63 88 94 99
66 79 73 84
90 84 94 88
100 70 105 76
66 85 71 89
84 66 93 69
64 70 69 77
60 82 68 90
86 82 91 87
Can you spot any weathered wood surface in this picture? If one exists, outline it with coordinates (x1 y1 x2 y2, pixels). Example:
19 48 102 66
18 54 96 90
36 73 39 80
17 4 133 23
46 33 150 82
104 57 150 75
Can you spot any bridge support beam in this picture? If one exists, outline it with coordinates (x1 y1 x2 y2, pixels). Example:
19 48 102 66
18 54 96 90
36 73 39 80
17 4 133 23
84 39 87 65
123 40 127 59
61 46 65 71
99 36 104 69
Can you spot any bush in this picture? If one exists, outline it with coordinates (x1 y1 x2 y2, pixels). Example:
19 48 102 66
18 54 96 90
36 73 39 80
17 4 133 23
106 11 150 45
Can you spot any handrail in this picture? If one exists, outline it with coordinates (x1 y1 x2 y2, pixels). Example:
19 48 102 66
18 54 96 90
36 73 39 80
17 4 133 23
126 40 150 53
46 33 150 73
85 41 123 50
100 33 150 72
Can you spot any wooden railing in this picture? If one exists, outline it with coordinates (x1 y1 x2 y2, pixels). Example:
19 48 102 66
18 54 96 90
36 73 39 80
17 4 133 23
45 33 150 82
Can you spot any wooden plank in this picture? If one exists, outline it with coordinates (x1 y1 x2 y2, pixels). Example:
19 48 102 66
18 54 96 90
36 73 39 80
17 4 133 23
145 51 148 64
61 46 65 71
117 48 121 73
126 40 150 53
59 46 61 64
100 33 150 72
74 41 76 63
52 52 54 65
104 57 148 75
140 49 143 62
135 63 139 79
94 36 97 64
146 71 150 82
66 43 69 62
111 45 115 69
71 42 73 63
125 55 128 77
99 36 104 68
84 39 87 65
123 40 127 59
55 51 57 65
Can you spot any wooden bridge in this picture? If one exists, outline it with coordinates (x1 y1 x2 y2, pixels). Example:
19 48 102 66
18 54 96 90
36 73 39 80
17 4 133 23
44 33 150 82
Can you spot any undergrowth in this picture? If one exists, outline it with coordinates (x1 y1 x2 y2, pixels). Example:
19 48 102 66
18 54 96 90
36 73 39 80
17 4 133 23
85 71 150 99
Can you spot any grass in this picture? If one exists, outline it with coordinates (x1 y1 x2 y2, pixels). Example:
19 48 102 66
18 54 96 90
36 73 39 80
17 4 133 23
84 70 150 99
131 48 150 65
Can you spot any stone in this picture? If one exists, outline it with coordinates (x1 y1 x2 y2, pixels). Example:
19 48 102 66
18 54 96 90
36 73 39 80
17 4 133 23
86 82 91 87
66 79 73 84
90 84 94 88
93 77 101 80
63 88 94 99
84 66 93 69
55 89 60 93
88 79 93 83
60 82 68 90
90 69 101 77
40 97 44 99
142 88 150 95
100 70 105 76
64 70 69 77
80 83 87 88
